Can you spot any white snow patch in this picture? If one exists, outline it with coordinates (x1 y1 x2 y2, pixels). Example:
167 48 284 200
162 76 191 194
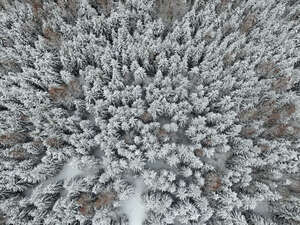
94 148 105 159
253 200 271 217
201 151 231 171
24 186 34 198
121 179 147 225
54 159 85 181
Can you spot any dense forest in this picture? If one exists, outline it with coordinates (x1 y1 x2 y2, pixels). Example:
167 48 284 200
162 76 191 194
0 0 299 224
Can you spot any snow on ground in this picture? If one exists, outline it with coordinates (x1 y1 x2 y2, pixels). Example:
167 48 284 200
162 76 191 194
54 159 84 181
253 200 272 217
54 157 98 181
121 179 147 225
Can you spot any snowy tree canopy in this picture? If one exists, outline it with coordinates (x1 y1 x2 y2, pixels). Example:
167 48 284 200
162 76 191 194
0 0 300 224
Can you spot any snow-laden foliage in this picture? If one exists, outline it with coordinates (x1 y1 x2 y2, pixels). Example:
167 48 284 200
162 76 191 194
0 0 300 224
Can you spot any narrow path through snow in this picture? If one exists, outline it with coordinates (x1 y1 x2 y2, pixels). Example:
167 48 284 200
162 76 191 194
121 179 147 225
